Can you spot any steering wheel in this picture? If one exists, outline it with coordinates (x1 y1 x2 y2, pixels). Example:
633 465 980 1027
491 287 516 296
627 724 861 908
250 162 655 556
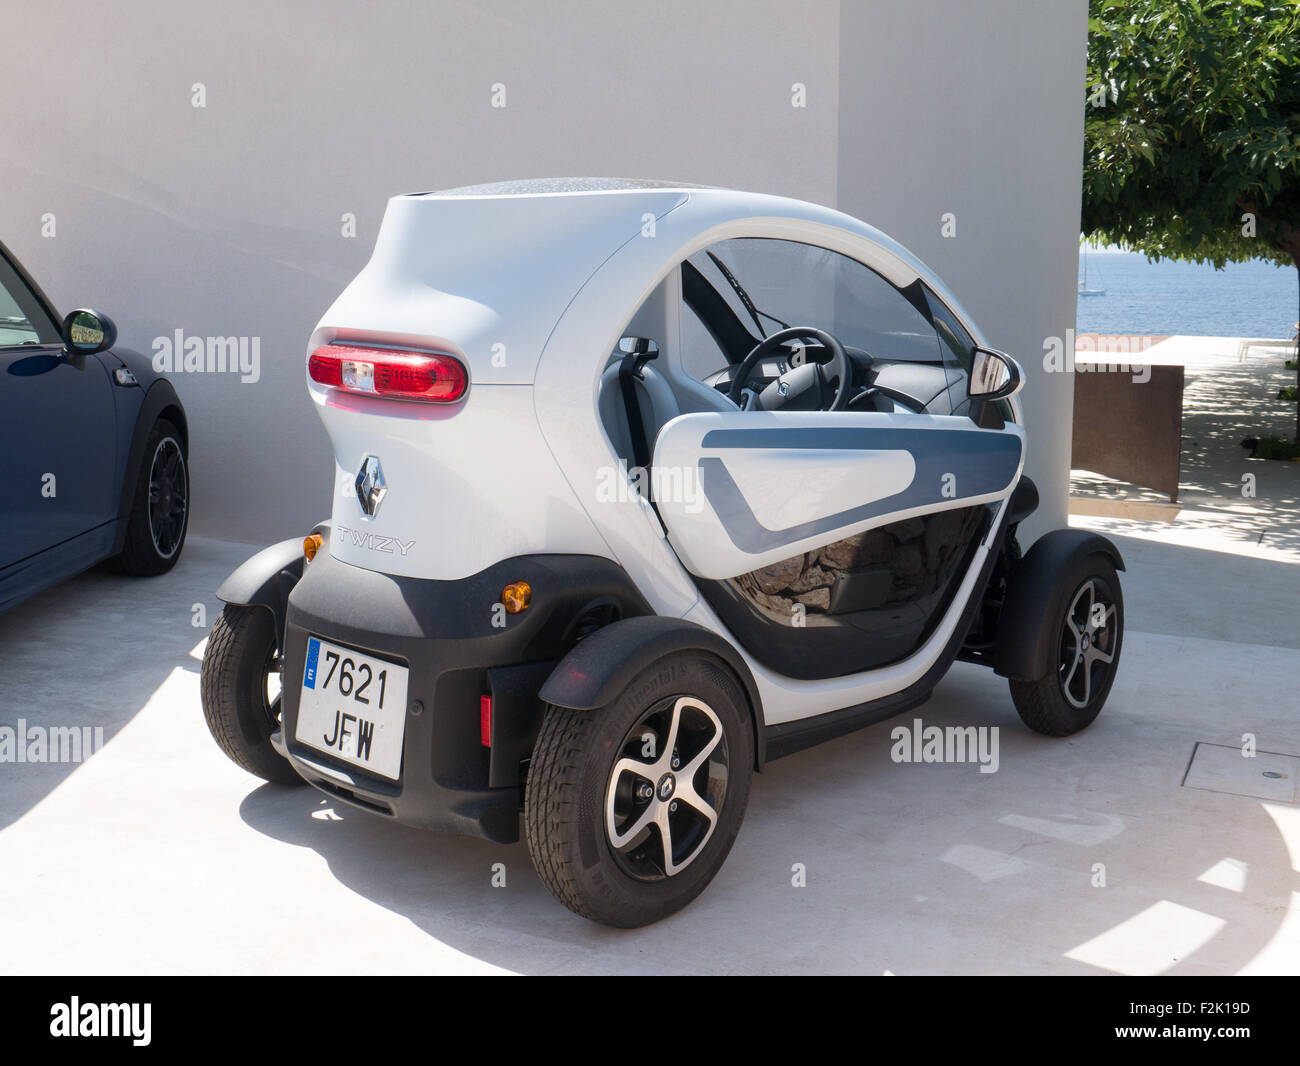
727 326 852 412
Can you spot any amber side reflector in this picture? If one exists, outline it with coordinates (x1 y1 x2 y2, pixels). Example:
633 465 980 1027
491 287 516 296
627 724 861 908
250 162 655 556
303 533 323 562
502 581 532 614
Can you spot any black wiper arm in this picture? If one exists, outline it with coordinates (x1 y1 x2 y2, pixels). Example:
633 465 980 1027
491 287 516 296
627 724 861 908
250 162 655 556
706 251 789 338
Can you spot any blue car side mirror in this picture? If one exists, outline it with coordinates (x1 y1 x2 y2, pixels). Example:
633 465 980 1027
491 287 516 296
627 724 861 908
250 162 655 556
61 308 117 355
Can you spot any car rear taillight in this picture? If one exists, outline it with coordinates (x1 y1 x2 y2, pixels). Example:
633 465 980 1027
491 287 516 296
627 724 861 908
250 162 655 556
308 343 468 403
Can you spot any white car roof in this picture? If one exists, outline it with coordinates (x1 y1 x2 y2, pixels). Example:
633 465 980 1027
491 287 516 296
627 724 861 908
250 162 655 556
408 177 713 196
313 178 990 385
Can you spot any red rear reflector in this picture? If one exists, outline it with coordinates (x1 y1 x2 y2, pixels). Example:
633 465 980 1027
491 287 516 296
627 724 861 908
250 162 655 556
308 344 467 403
480 694 492 748
307 350 342 387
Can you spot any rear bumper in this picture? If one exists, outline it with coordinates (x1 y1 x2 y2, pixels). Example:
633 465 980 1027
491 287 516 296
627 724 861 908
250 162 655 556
275 543 649 843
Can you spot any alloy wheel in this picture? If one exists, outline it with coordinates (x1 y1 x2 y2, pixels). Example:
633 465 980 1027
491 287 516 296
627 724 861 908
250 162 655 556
147 437 188 559
1057 577 1118 709
604 695 731 881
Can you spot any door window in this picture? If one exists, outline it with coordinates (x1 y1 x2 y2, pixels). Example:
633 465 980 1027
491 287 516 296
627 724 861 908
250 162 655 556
679 302 729 381
681 238 969 382
0 254 59 347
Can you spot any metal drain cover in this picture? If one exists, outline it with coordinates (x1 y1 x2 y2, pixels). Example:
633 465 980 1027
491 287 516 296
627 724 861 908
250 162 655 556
1182 742 1299 803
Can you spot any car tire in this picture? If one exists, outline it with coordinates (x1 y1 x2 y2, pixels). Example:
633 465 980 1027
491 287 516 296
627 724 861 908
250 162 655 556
524 652 754 927
1009 554 1123 737
108 418 189 576
200 604 302 786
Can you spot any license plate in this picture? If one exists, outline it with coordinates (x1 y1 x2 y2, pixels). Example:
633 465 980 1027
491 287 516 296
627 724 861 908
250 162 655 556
295 636 410 781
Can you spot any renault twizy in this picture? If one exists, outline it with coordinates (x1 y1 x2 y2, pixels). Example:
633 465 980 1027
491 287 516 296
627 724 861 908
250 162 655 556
201 179 1124 927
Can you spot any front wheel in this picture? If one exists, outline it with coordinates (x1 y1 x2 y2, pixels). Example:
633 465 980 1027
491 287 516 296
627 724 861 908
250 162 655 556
200 604 302 785
1009 555 1123 736
524 653 754 927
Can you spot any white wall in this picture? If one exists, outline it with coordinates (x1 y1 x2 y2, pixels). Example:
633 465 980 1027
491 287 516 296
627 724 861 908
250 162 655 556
0 0 1082 545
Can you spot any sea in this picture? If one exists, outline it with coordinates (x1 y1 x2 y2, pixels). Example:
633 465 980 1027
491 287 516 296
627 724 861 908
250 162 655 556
1075 248 1297 338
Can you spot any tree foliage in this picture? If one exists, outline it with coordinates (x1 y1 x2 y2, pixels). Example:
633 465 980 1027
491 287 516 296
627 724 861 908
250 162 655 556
1083 0 1300 268
1083 0 1300 440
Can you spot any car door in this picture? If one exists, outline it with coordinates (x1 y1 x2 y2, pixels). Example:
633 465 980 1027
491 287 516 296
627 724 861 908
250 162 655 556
654 237 1023 680
0 248 118 570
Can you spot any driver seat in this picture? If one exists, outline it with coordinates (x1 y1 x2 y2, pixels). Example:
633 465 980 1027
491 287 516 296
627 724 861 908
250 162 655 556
597 344 680 472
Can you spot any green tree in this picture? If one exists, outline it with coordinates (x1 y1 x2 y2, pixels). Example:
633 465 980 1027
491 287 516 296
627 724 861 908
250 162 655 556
1082 0 1300 441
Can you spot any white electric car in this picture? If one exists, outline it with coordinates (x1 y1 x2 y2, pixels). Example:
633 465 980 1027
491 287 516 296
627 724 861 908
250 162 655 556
201 178 1124 927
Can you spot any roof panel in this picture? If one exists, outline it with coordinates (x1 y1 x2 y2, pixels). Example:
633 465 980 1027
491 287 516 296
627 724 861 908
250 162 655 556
410 177 711 197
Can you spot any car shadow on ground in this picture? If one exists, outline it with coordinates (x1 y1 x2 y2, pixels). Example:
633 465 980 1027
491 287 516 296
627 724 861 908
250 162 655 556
235 641 1300 974
0 537 251 832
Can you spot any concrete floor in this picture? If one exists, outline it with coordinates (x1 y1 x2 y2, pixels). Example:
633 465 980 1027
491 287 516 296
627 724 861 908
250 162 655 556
2 340 1299 974
1 525 1297 976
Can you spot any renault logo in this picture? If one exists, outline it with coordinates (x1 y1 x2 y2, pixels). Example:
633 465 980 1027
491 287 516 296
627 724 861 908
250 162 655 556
355 455 387 517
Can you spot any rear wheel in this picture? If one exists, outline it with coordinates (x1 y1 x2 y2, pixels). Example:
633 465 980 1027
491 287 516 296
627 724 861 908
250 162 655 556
200 604 301 785
525 653 754 927
1010 555 1123 736
108 418 189 576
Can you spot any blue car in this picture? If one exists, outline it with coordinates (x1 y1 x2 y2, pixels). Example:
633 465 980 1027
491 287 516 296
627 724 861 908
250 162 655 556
0 240 189 612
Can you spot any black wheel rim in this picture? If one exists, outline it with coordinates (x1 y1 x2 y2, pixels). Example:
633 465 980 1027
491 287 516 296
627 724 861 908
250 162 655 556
1057 577 1118 710
147 437 187 559
604 695 730 882
260 646 283 732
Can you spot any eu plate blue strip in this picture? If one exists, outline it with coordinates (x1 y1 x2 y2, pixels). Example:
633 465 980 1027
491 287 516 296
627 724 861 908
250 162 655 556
304 637 321 689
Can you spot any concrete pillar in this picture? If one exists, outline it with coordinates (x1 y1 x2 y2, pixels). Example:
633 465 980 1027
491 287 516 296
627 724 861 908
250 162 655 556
835 0 1088 542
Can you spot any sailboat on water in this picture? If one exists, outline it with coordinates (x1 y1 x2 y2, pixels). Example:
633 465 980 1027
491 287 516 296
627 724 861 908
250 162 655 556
1079 241 1106 296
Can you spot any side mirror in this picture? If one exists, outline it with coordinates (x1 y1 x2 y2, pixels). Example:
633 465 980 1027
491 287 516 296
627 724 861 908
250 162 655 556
61 309 117 355
968 346 1023 400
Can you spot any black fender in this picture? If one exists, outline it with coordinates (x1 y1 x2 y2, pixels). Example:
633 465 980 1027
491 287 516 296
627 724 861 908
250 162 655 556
215 529 324 652
1007 474 1039 526
112 378 188 554
539 614 767 769
994 529 1125 681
